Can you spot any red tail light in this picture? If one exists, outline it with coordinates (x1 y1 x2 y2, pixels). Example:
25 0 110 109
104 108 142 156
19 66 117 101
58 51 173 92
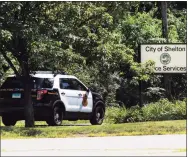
37 90 48 100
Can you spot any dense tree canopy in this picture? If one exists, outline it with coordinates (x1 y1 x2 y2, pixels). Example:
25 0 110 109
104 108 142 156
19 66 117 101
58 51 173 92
0 1 186 126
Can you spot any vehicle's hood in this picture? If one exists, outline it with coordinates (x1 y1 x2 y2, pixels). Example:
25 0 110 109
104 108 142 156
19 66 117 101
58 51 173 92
91 91 103 100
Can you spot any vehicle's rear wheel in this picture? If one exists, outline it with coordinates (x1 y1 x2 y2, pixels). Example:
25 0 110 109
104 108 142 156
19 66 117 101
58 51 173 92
46 106 63 126
2 114 17 126
90 105 105 125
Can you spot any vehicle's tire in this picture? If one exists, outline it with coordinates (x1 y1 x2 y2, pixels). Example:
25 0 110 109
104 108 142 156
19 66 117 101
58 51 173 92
2 114 17 126
46 119 52 126
90 105 105 125
46 106 63 126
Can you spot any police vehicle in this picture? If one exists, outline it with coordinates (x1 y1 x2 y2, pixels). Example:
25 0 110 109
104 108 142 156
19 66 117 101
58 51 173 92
0 71 105 126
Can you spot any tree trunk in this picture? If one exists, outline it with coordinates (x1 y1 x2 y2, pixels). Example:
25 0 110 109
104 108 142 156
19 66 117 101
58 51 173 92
163 74 172 100
161 1 172 100
161 1 168 42
22 63 35 127
23 75 35 127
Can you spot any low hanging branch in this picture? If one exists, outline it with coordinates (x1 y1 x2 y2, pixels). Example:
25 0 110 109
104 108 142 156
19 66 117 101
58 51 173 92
0 50 20 77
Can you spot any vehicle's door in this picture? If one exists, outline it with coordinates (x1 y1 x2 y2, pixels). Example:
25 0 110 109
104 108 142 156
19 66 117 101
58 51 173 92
70 79 93 113
58 78 80 112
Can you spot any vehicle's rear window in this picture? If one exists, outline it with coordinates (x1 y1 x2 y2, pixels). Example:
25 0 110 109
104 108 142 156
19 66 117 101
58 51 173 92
1 78 23 88
40 78 54 89
1 77 54 89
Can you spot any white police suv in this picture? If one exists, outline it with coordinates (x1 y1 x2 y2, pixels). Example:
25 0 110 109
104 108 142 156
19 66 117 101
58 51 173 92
0 71 105 126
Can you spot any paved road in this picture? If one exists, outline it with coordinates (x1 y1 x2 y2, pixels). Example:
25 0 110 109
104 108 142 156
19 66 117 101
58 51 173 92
1 134 186 156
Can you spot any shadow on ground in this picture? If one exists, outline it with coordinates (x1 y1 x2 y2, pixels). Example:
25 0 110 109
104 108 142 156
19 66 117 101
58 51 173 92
0 123 91 138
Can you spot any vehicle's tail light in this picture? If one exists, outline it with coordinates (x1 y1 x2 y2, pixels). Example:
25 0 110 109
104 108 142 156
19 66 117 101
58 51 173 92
37 90 48 100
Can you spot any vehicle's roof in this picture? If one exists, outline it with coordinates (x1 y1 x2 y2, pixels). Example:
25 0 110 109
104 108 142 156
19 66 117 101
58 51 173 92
8 74 77 79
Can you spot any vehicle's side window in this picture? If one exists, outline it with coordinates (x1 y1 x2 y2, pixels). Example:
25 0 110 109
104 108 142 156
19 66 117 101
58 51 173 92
59 78 87 91
71 79 87 91
60 78 74 90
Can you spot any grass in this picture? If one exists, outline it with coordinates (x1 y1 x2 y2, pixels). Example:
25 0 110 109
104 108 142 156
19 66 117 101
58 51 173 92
0 120 186 139
175 148 186 152
0 99 186 139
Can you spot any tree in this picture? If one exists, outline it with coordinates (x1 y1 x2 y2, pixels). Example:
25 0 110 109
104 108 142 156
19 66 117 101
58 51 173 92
0 2 85 127
0 1 186 125
1 2 44 127
0 2 139 126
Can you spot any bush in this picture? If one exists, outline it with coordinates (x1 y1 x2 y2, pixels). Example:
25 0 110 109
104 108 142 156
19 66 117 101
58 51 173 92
105 107 127 124
125 106 144 122
142 99 186 121
105 99 186 124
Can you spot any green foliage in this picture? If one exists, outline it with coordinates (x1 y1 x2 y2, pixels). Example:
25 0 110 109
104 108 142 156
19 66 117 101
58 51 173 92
0 1 186 108
167 9 187 42
105 106 127 124
121 12 162 49
144 87 165 103
105 99 186 124
142 99 186 121
125 106 144 122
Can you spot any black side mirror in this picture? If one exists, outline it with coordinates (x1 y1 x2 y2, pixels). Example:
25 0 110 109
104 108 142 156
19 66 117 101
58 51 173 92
87 88 90 92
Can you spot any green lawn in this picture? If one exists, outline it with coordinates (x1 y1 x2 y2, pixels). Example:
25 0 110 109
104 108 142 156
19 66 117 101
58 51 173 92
0 120 186 139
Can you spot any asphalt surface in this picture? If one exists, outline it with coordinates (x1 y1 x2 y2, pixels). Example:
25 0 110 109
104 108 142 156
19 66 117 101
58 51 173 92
1 134 186 156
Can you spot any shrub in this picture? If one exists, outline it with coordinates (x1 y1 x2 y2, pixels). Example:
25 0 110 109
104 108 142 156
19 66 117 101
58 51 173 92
124 105 144 122
105 107 127 124
142 99 186 121
105 99 186 124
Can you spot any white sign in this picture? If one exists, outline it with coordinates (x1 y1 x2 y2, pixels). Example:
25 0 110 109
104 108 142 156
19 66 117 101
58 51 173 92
141 44 187 73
